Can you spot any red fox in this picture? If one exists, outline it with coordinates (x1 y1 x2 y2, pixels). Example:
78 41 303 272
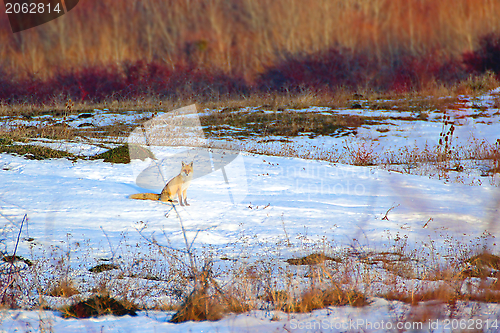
129 161 193 206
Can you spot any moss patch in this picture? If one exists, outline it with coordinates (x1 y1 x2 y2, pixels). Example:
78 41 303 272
91 144 155 164
89 263 119 273
201 111 378 138
0 138 76 160
2 255 33 266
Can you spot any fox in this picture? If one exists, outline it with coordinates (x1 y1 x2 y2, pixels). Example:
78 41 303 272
129 161 193 206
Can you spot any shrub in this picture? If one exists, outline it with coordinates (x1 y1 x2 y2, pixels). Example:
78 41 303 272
385 54 466 92
0 61 250 104
464 33 500 76
257 48 371 92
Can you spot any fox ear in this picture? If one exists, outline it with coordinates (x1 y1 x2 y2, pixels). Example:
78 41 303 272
181 161 185 166
189 161 193 167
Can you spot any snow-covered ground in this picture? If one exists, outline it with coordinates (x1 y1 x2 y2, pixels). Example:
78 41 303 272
1 89 500 332
1 148 496 259
2 301 500 333
1 151 499 330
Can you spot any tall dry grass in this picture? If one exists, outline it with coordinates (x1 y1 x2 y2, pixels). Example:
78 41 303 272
1 0 500 80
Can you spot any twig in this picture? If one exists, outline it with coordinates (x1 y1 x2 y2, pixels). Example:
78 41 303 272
1 214 27 304
281 214 292 247
135 227 189 254
382 204 400 221
188 226 217 251
100 226 116 261
12 214 26 259
172 204 197 271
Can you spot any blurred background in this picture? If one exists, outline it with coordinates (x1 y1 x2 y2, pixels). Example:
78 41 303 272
1 0 499 103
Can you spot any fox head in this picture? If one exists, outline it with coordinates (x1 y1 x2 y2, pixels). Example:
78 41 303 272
181 161 194 176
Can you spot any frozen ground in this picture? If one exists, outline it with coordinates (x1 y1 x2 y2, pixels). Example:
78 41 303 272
1 89 500 332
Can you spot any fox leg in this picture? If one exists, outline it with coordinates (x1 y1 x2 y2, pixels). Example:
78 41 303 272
177 188 185 206
182 189 189 206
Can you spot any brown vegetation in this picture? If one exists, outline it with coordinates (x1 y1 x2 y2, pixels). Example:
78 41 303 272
3 218 500 322
1 1 500 103
2 0 500 77
62 295 137 318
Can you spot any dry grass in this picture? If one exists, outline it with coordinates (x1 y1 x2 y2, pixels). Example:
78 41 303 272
291 287 368 312
3 221 500 323
202 109 379 138
0 140 77 160
61 295 137 318
285 253 340 266
1 92 499 188
48 280 79 298
1 0 500 78
381 284 460 306
462 253 500 278
343 140 380 166
1 86 500 324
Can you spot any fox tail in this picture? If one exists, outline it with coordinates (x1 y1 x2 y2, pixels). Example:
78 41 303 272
129 193 161 201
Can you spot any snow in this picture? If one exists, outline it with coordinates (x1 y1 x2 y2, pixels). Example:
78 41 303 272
1 90 500 332
1 109 154 129
1 150 499 331
1 150 495 260
1 301 500 332
17 138 112 156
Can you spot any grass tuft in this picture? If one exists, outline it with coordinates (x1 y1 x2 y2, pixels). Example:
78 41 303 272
169 289 226 322
286 253 340 266
462 252 500 278
294 287 368 312
48 280 79 298
62 295 137 318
